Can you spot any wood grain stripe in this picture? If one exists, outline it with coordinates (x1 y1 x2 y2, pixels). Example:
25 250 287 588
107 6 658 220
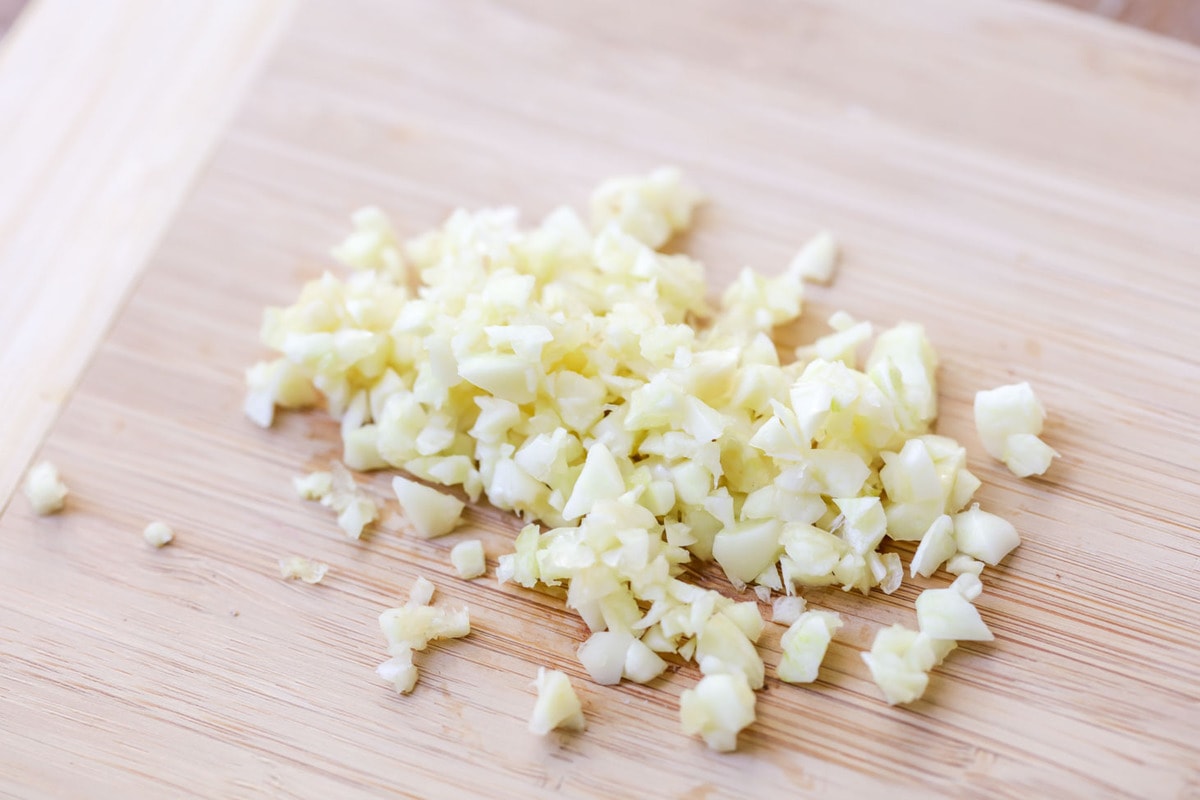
0 0 295 510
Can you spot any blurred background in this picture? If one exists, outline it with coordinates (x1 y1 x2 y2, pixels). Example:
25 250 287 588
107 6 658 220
1 0 1196 44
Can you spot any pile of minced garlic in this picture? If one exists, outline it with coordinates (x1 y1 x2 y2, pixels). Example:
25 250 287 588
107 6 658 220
245 168 1055 751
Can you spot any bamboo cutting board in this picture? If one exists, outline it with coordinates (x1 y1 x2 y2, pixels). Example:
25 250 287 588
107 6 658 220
2 1 1200 797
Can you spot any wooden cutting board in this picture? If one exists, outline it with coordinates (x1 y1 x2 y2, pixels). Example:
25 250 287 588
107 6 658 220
2 1 1199 797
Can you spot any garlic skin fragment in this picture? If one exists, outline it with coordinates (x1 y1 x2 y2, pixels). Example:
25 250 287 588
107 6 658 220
529 668 586 735
279 556 329 584
392 476 465 538
24 461 68 516
143 521 174 548
679 673 757 752
450 540 486 580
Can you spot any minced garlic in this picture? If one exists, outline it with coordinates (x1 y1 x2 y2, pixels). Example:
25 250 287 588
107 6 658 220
279 556 329 584
450 539 486 579
143 521 174 548
24 461 68 515
248 168 1048 749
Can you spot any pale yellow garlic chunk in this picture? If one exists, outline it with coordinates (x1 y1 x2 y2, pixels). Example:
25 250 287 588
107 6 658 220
777 610 842 684
529 668 586 735
679 673 756 752
279 556 328 584
393 476 465 538
450 540 486 580
861 624 955 706
143 521 174 548
589 166 702 249
787 231 839 285
975 382 1058 477
24 461 68 516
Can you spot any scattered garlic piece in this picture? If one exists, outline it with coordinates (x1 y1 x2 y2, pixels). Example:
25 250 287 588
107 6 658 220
450 539 486 580
560 442 625 522
862 624 955 706
409 575 436 607
575 629 670 685
330 205 405 279
945 553 985 576
23 461 68 516
974 382 1058 477
865 577 989 704
293 471 333 501
679 673 757 752
578 631 632 685
771 595 807 626
303 462 378 539
910 514 955 578
623 638 668 684
244 358 318 428
953 504 1020 566
589 166 702 249
393 476 465 539
529 668 586 735
377 577 471 695
279 556 328 584
915 586 992 641
376 648 419 694
143 521 174 548
787 230 839 285
949 572 984 602
379 603 470 650
336 496 378 540
797 312 872 367
330 462 378 539
777 610 842 684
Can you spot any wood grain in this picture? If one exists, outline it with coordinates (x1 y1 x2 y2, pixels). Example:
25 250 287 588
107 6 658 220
1049 0 1200 45
0 0 294 511
1 0 1199 797
0 0 27 38
5 1 1199 45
